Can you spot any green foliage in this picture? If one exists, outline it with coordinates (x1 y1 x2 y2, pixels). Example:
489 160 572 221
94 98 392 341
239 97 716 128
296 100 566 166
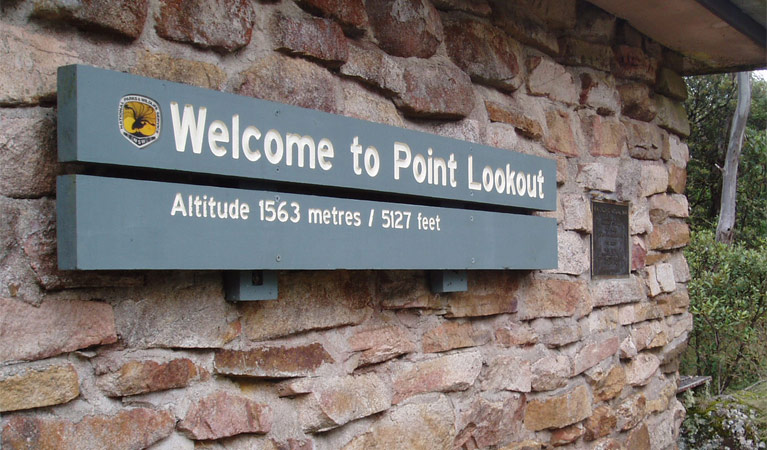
684 74 767 248
680 387 766 449
681 231 767 393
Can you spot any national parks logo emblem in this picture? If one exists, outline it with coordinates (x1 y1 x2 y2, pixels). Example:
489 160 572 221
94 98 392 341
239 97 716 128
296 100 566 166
118 95 160 148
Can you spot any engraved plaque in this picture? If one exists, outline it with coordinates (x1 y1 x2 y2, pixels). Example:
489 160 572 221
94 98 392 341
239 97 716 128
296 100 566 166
591 200 630 278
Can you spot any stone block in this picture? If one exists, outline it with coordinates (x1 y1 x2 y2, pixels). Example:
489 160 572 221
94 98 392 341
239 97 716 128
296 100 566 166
655 67 687 101
482 355 533 392
444 271 521 318
455 395 525 449
632 237 647 271
570 1 615 42
663 134 690 165
518 278 590 320
577 70 620 115
97 358 206 397
0 363 79 412
365 0 443 58
0 25 79 105
577 161 618 192
532 317 583 347
550 423 585 446
496 323 538 347
618 83 656 122
214 343 334 378
624 353 660 386
531 353 572 391
2 408 174 449
573 335 620 375
273 14 349 68
239 271 371 341
649 194 689 223
527 57 578 105
133 52 226 90
590 277 646 307
615 393 647 431
617 301 663 325
422 321 490 353
558 37 613 72
585 363 626 402
348 325 416 366
341 84 403 126
655 263 676 293
524 384 592 431
238 53 341 113
295 374 391 432
485 100 544 140
443 13 522 92
0 297 116 364
523 0 576 30
0 108 58 198
581 113 626 157
584 405 616 441
155 0 254 53
178 391 272 440
668 163 687 194
612 45 658 83
561 193 591 232
630 199 653 235
33 0 148 40
432 0 492 16
656 289 690 316
342 396 455 450
295 0 368 34
552 231 590 276
639 163 668 197
395 57 476 119
489 0 559 55
630 320 669 352
393 351 482 403
626 423 651 450
648 222 690 250
654 95 691 137
544 109 579 156
624 119 664 160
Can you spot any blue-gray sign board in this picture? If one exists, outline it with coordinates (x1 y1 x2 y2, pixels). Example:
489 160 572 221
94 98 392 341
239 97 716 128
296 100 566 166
57 65 556 211
57 175 557 270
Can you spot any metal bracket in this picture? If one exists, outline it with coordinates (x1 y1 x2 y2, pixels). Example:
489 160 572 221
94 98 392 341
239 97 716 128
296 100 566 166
429 270 468 293
225 270 278 302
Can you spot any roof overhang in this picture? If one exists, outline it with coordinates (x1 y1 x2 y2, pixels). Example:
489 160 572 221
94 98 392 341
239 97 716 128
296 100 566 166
588 0 766 74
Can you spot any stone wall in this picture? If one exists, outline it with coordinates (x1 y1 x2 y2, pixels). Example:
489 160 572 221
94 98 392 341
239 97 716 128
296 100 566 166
0 0 693 448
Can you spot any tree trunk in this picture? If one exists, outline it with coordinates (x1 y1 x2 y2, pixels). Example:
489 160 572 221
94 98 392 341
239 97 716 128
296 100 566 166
716 72 751 244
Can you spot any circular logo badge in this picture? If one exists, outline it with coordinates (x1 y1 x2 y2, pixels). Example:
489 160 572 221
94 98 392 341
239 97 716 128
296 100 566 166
118 95 161 149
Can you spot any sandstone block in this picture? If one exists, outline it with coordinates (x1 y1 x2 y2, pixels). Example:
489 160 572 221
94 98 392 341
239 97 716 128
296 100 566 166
639 163 668 197
561 193 591 232
393 351 482 403
585 363 626 402
0 108 58 198
214 343 334 378
499 441 544 450
612 45 658 83
577 161 618 192
273 14 348 67
618 302 664 325
238 54 341 113
577 70 620 115
97 358 206 397
550 423 585 446
658 334 689 367
0 25 79 105
341 84 403 126
544 110 579 156
656 289 690 316
341 42 406 95
518 278 590 320
570 2 615 41
178 392 271 440
591 277 646 307
443 14 521 91
489 1 559 55
584 405 616 441
558 38 613 72
524 384 592 431
616 393 647 430
496 323 538 347
155 0 254 53
342 396 455 450
366 0 443 58
648 222 690 250
532 317 583 347
239 271 370 341
619 336 638 359
455 395 525 449
664 134 690 165
2 408 174 449
649 194 689 223
523 0 576 30
626 423 651 450
624 119 664 160
444 271 521 318
133 52 226 90
295 0 368 34
630 320 669 352
432 0 492 16
668 163 687 193
296 374 391 432
618 83 656 122
531 353 572 391
654 95 691 137
582 113 627 157
655 263 676 293
348 325 416 366
552 231 590 276
632 237 648 271
0 297 116 363
655 67 687 101
527 57 578 105
33 0 148 40
625 354 660 386
485 101 544 140
0 363 79 412
395 57 475 119
482 355 533 392
573 335 620 375
423 321 490 353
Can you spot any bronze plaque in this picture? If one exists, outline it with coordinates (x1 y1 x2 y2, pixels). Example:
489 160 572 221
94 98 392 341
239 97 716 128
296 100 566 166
591 200 630 278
